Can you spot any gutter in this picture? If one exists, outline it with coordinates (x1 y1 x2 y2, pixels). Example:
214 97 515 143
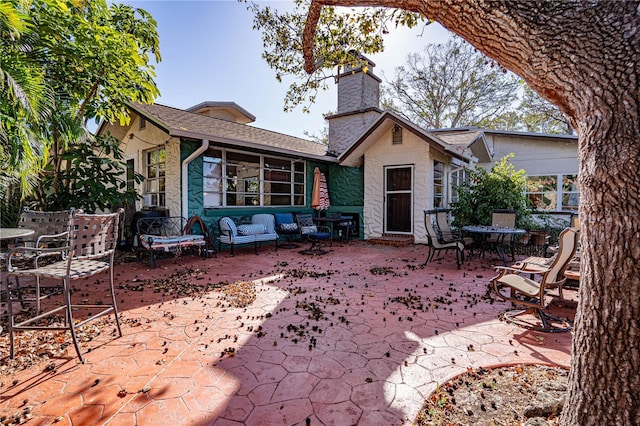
181 139 209 218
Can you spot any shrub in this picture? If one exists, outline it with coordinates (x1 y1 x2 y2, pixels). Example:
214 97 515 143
451 154 531 228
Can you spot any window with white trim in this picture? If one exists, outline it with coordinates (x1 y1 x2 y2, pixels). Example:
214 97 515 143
526 174 579 211
203 148 305 207
449 167 469 204
144 147 165 207
433 161 445 208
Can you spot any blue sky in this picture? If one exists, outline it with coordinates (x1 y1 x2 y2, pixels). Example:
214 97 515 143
122 1 453 139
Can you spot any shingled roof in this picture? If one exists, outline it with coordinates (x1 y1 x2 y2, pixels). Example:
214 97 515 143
128 102 330 161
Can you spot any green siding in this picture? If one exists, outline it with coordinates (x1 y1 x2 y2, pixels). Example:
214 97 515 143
182 140 205 218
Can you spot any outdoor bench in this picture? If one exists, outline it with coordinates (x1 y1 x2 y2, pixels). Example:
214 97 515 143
218 214 278 256
135 216 210 267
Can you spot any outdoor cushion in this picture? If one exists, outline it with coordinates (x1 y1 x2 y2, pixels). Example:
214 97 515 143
301 225 318 234
254 232 279 242
219 217 238 236
139 234 205 251
237 224 267 236
219 234 255 245
274 213 295 226
279 222 299 232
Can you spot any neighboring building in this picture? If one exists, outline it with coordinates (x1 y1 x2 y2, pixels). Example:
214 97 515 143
99 53 579 245
433 128 579 212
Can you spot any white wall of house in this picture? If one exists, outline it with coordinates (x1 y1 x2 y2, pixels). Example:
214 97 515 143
122 115 182 216
482 134 578 175
363 128 435 244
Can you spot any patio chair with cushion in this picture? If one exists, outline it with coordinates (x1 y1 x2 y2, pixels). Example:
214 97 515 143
434 208 474 247
491 226 579 332
424 210 465 269
274 213 300 248
5 209 124 362
296 213 332 255
328 211 356 241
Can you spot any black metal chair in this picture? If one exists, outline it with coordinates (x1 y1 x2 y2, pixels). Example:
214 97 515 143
423 210 465 268
296 213 332 255
328 211 356 241
274 213 300 248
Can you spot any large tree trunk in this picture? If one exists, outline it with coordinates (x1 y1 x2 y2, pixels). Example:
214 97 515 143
304 1 640 424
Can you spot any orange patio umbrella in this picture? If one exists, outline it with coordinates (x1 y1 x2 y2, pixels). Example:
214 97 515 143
311 167 330 212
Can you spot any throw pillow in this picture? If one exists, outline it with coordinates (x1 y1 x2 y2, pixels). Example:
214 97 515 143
237 224 266 235
279 222 298 232
301 225 318 235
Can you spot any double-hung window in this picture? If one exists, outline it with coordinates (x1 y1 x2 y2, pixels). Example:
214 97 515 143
144 147 165 207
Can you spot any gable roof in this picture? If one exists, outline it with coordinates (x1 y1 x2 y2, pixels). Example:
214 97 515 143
186 101 256 124
432 127 578 163
433 129 492 163
100 102 330 161
337 111 477 167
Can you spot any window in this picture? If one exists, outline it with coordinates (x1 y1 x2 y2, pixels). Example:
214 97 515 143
203 150 223 207
449 167 469 204
144 147 165 207
203 148 305 208
433 161 445 208
562 175 580 211
126 158 135 192
225 151 260 206
526 175 557 210
139 116 146 130
526 174 579 211
264 156 305 206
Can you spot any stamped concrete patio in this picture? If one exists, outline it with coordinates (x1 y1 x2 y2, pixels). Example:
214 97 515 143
0 241 575 425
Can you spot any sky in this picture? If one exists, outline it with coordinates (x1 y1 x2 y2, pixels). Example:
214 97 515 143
121 0 454 140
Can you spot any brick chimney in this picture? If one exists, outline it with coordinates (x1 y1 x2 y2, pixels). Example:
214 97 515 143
326 51 383 156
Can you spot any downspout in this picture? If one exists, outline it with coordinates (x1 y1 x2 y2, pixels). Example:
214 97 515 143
181 139 209 219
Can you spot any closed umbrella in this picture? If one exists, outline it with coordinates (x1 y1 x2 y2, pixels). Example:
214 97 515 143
311 167 330 213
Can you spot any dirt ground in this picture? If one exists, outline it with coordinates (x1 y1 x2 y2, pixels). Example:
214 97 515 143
415 364 568 425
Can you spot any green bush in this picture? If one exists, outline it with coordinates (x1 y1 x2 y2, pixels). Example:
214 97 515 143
451 154 532 228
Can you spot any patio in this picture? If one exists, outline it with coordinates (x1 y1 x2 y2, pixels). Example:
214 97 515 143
0 241 575 425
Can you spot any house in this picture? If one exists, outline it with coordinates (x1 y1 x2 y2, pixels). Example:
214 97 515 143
432 128 579 212
97 101 344 239
99 53 578 245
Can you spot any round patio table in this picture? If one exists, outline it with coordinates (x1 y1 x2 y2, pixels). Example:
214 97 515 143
1 228 35 335
0 228 35 241
462 225 525 265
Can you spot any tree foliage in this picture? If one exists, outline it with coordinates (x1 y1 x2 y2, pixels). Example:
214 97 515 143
0 0 160 215
451 155 531 228
38 133 144 213
515 85 572 134
248 0 422 113
381 38 520 129
0 0 53 195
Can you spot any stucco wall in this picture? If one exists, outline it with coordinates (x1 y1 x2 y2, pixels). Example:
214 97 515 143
122 115 182 216
363 129 433 244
